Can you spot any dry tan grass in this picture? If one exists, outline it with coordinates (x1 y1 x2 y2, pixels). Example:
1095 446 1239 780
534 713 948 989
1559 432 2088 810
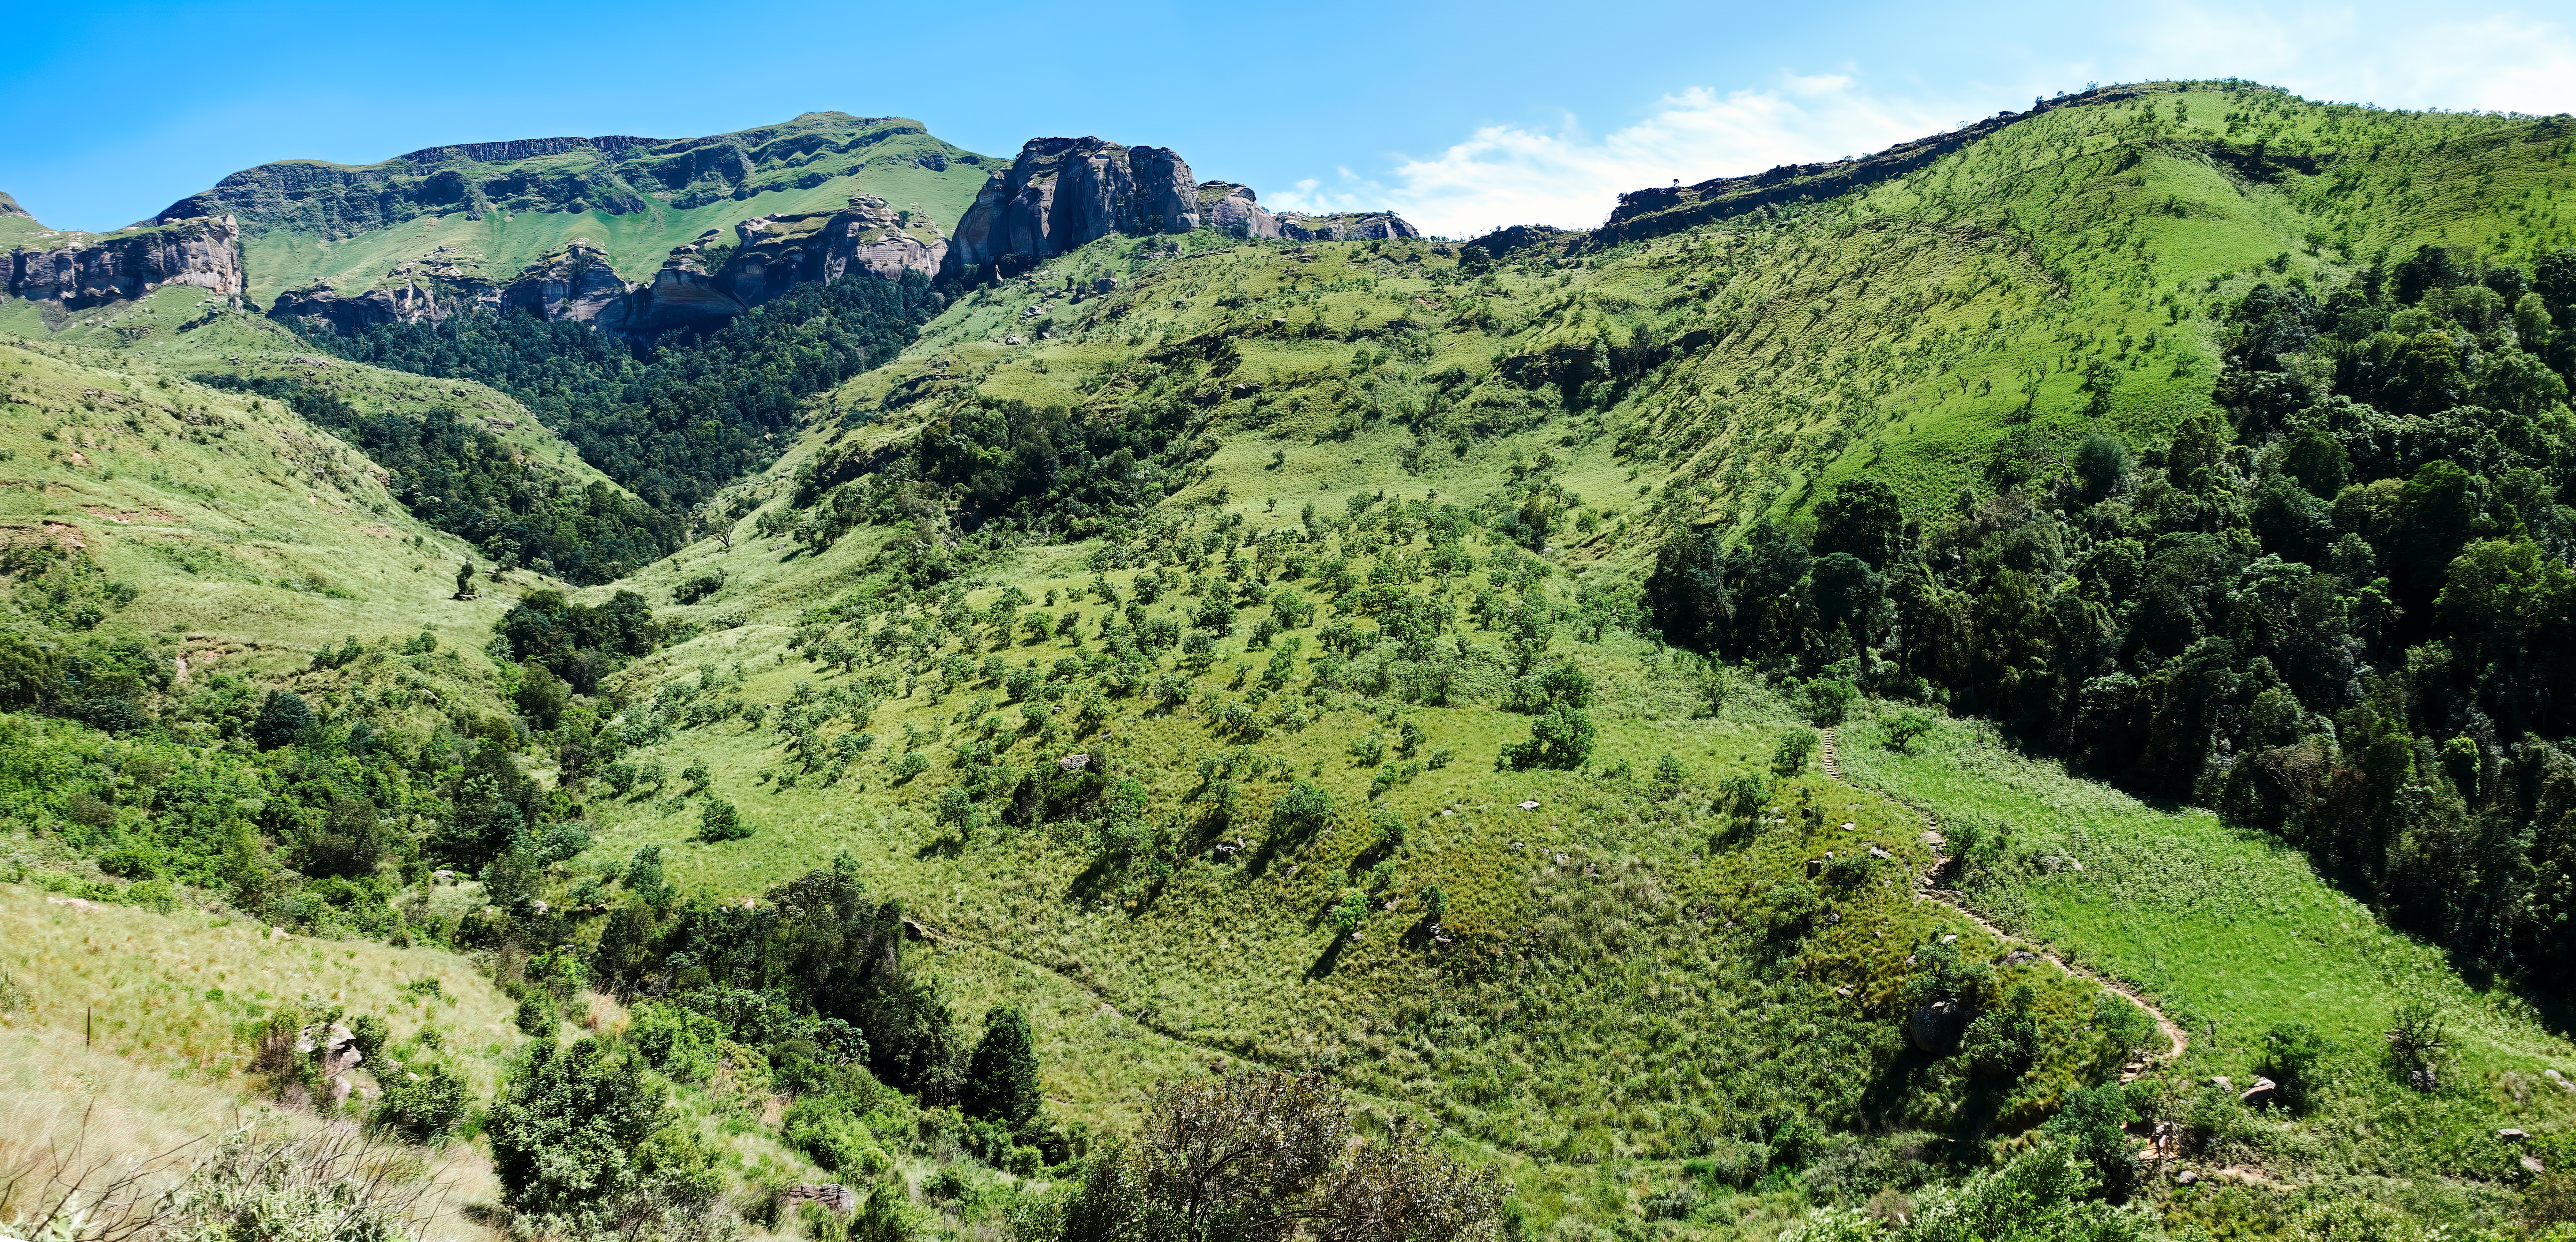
0 882 523 1242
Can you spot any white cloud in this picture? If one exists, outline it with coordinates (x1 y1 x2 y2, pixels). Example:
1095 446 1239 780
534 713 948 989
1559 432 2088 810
1265 72 1964 239
1272 3 2576 241
2114 3 2576 115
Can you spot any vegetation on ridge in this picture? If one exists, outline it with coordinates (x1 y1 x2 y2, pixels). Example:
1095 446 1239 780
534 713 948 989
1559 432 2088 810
10 79 2576 1242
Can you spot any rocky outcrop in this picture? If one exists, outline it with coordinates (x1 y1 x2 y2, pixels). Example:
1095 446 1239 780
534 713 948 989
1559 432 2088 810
645 194 945 329
1196 180 1418 243
945 138 1200 278
273 239 634 334
494 241 641 326
275 197 944 339
7 215 245 310
1275 210 1420 242
1594 83 2153 245
1907 998 1968 1056
0 192 28 218
1198 182 1282 239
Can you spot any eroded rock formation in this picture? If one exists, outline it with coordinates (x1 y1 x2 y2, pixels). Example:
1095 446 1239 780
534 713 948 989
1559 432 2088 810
945 138 1200 278
271 197 945 339
1197 180 1418 243
6 215 245 310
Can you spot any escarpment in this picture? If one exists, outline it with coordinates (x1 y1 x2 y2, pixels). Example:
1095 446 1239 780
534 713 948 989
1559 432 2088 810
5 214 246 310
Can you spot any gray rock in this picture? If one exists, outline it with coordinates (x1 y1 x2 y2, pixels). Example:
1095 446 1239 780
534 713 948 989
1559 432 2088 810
2411 1067 2440 1093
2240 1076 2279 1108
2498 1128 2530 1143
1908 998 1967 1056
785 1184 858 1215
9 214 246 309
945 137 1200 279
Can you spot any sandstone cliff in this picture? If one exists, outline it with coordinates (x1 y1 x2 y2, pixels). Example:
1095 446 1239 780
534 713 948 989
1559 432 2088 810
6 214 245 310
643 194 946 330
271 196 945 339
274 239 637 334
944 138 1199 279
160 113 988 242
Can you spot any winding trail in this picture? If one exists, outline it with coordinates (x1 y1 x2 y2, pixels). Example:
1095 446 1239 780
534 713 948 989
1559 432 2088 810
1817 726 2189 1073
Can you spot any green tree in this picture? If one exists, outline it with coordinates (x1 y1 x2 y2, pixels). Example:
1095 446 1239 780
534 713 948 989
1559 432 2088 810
1812 477 1903 568
250 690 312 750
699 797 752 842
486 1039 703 1220
2258 1021 2332 1113
963 1005 1042 1128
1883 709 1935 753
1501 702 1594 769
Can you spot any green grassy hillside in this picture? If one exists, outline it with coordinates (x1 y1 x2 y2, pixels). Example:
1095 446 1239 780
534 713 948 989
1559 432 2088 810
8 80 2576 1242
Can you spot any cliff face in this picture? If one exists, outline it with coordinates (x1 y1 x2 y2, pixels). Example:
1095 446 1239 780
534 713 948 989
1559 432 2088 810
639 194 946 331
945 137 1200 278
271 196 944 338
159 113 989 242
274 240 638 334
6 215 245 310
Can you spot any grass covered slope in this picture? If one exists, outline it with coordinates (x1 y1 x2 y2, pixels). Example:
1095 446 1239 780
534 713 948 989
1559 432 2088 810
8 78 2576 1241
159 113 999 305
1837 710 2576 1191
533 81 2576 1234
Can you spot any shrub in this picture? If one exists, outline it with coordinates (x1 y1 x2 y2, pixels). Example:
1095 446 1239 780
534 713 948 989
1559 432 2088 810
250 690 312 749
1330 889 1372 935
485 1037 722 1234
1797 675 1858 725
1962 983 2041 1083
513 993 555 1036
698 797 753 842
2383 999 2446 1079
630 1002 724 1082
372 1058 473 1144
2044 1084 2140 1201
1883 709 1934 753
1270 780 1336 839
1500 703 1594 769
2258 1021 2331 1111
1771 729 1818 776
97 845 157 879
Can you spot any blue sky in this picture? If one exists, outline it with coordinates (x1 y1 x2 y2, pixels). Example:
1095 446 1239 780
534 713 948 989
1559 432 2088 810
4 0 2573 238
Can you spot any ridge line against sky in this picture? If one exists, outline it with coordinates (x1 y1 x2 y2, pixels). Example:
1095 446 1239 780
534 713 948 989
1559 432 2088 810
0 0 2571 239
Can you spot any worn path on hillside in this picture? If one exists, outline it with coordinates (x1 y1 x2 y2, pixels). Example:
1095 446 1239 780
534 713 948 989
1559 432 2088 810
1818 726 2189 1072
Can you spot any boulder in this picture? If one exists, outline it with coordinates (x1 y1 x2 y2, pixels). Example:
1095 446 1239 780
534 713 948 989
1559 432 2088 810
2410 1067 2439 1093
1908 998 1968 1056
2239 1077 2279 1108
1198 181 1282 238
2498 1128 2530 1143
785 1184 857 1215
